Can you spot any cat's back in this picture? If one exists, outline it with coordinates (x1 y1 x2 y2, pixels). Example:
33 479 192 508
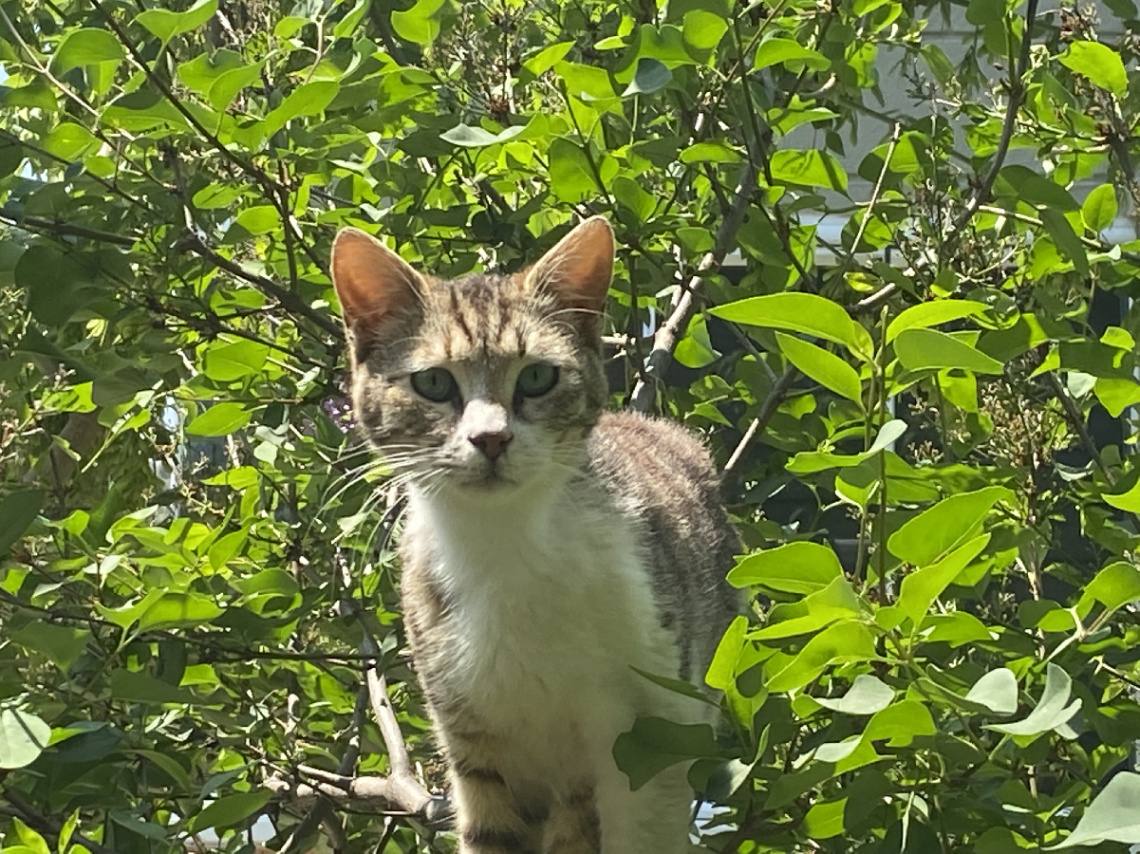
588 411 741 681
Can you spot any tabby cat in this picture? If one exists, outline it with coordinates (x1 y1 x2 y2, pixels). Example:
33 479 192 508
330 217 739 853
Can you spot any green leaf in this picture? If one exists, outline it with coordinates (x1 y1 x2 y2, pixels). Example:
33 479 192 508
814 674 894 716
711 293 871 358
785 420 907 474
11 817 50 854
752 575 862 640
391 0 447 45
233 205 279 235
1103 481 1140 514
987 663 1081 737
674 315 719 368
896 534 990 625
1040 209 1090 276
887 486 1009 566
203 340 270 382
135 0 218 42
1077 561 1140 616
964 668 1018 716
864 700 936 746
138 592 225 630
1082 183 1118 232
8 623 90 671
999 165 1080 211
775 332 863 404
728 541 843 594
548 137 600 203
682 9 728 51
187 403 251 436
966 0 1005 24
705 615 748 691
754 38 830 71
0 488 44 555
0 709 52 769
332 0 371 37
885 299 989 342
766 620 877 693
1060 40 1129 97
613 717 719 790
523 42 574 76
110 670 197 705
894 328 1005 374
188 790 273 832
622 58 672 96
1094 378 1140 417
1046 772 1140 849
769 149 848 191
265 81 340 135
440 123 524 147
53 28 125 73
679 140 742 164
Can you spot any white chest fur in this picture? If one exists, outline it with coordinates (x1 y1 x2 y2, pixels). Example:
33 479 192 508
403 480 690 781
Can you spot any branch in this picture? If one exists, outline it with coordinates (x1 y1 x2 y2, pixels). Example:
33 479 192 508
0 206 138 246
2 789 114 854
265 771 451 825
360 630 445 818
180 230 344 341
628 160 757 413
950 0 1040 233
723 369 798 474
1045 372 1116 487
89 0 328 278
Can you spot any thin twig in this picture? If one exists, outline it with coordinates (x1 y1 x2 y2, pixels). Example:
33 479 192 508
180 230 344 341
628 160 757 412
723 369 798 474
1045 372 1116 486
0 207 139 246
950 0 1040 233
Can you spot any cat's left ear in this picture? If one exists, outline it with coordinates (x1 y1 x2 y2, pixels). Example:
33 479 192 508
526 216 613 333
330 228 424 343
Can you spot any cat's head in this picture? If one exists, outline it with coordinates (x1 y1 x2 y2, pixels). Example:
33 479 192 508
330 217 613 499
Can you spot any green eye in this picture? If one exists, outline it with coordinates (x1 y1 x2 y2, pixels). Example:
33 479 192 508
516 363 559 398
410 368 457 402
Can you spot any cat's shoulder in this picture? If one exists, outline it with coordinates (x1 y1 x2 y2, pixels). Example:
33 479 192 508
588 410 720 494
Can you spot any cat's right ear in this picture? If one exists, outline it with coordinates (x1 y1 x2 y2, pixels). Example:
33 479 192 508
330 228 423 342
525 216 614 334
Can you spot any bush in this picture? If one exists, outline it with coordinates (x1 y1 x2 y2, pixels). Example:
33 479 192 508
2 0 1139 851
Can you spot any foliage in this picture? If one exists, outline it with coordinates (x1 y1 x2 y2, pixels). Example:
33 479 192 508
2 0 1140 851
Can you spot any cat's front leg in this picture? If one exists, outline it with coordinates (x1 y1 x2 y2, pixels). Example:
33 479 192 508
446 740 549 854
543 782 602 854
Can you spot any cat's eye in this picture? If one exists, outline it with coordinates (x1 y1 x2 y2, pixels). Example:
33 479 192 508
516 363 559 398
410 368 457 402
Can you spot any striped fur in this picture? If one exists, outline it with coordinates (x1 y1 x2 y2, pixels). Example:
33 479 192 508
332 217 739 853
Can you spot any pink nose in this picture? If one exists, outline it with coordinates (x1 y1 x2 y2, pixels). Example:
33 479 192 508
469 430 512 460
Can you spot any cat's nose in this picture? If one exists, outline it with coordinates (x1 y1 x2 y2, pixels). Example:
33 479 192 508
469 429 513 460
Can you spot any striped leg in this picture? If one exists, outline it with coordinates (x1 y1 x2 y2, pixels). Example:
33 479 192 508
449 756 549 854
544 783 601 854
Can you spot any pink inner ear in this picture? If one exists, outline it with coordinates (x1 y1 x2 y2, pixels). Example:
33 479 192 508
529 216 614 317
331 228 420 334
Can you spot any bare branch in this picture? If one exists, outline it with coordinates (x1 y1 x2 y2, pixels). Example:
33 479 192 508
628 161 757 413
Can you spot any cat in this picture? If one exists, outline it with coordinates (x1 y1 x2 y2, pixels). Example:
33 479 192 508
330 216 739 853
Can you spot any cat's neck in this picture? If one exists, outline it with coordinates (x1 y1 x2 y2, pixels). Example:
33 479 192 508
403 471 605 587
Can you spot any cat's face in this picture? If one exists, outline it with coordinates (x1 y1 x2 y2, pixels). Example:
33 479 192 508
330 218 613 498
